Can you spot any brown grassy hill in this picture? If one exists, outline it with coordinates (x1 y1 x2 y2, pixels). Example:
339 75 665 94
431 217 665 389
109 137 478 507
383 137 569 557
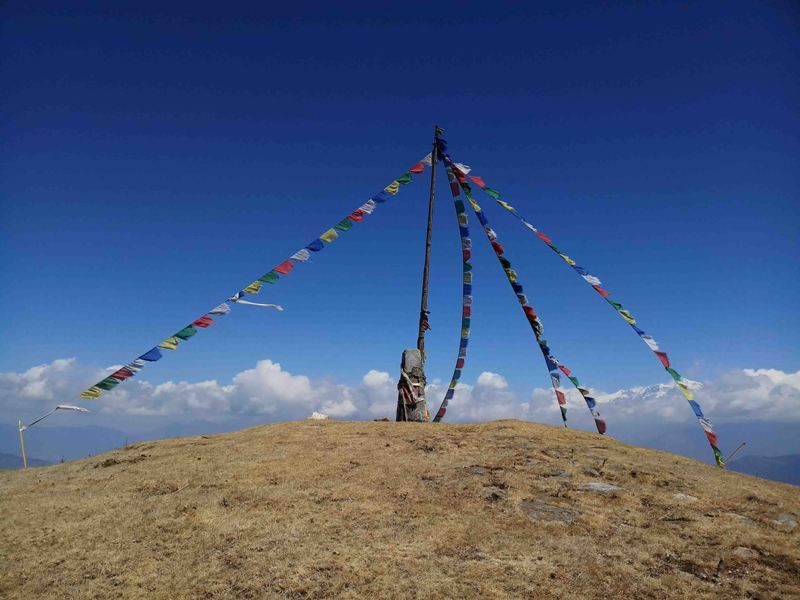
1 420 798 599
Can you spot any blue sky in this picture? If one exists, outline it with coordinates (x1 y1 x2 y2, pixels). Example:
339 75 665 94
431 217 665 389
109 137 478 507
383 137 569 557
1 2 798 456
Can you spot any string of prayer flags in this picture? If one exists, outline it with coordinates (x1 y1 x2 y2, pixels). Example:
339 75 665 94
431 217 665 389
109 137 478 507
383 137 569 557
445 157 606 434
433 167 474 423
458 161 722 466
75 156 428 403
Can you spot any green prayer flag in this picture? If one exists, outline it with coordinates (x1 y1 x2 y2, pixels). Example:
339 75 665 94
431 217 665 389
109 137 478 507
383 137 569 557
97 377 122 391
454 200 466 212
666 367 682 382
334 219 353 232
259 271 280 284
175 326 197 340
464 262 472 271
608 300 623 310
396 172 413 185
569 376 580 387
499 257 511 269
484 188 501 199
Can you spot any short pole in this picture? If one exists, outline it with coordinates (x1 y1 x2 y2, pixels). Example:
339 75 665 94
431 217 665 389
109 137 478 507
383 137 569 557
18 420 27 469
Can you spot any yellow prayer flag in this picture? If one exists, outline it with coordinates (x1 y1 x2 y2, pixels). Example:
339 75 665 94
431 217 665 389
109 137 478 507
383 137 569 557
320 229 339 243
498 200 516 211
560 254 576 266
677 381 695 400
158 337 179 350
384 181 400 195
619 309 636 325
80 387 102 399
461 328 470 338
243 280 261 295
468 198 481 212
505 269 517 283
463 272 473 284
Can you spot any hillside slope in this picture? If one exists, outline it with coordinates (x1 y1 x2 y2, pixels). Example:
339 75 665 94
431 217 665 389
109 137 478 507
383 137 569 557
1 420 798 599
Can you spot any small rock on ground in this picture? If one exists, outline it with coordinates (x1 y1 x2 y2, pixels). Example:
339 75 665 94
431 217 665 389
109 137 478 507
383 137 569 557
466 466 490 476
545 469 572 478
483 486 507 502
775 513 797 529
580 482 620 494
673 493 698 501
733 547 759 560
520 500 579 524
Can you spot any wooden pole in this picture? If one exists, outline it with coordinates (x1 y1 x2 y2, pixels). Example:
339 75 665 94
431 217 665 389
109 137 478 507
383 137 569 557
18 420 27 469
416 126 439 358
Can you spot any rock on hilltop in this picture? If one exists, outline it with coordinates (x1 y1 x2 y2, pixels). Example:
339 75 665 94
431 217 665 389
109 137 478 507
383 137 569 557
1 420 798 599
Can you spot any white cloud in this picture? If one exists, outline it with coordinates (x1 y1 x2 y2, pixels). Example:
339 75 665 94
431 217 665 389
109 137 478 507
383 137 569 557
476 371 508 389
362 370 392 387
1 359 799 430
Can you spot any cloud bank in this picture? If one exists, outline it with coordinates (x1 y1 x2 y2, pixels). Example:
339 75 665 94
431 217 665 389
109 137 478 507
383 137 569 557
2 359 799 428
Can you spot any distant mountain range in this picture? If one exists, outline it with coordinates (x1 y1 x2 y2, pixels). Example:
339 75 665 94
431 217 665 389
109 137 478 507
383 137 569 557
728 454 800 486
0 452 52 470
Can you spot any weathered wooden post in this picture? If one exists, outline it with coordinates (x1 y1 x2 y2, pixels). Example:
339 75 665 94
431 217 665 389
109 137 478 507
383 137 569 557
396 126 441 422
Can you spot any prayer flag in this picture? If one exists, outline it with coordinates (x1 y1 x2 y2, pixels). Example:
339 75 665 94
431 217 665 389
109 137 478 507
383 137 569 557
159 337 179 350
175 326 197 340
140 348 163 362
193 315 214 328
243 280 262 294
334 218 353 231
274 260 294 275
305 239 324 252
320 229 338 243
80 387 103 399
209 303 231 315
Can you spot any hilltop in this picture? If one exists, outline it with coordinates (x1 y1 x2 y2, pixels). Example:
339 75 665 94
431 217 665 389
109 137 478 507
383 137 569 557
1 420 798 599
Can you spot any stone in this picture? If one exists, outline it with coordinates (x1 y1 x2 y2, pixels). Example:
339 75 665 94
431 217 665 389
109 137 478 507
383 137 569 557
545 469 572 478
580 482 620 494
775 513 797 529
520 500 579 524
583 467 601 477
466 465 490 476
723 512 753 525
483 486 507 502
673 493 698 501
732 547 759 560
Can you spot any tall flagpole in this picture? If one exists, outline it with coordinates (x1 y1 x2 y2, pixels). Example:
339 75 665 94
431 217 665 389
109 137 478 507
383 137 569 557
416 126 439 357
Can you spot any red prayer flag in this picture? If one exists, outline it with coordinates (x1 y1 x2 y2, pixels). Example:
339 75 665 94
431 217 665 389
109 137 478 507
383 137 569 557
449 182 460 196
349 209 365 222
536 232 553 244
491 241 505 254
705 430 718 446
468 175 486 188
592 285 610 297
655 351 670 368
274 260 294 275
111 367 135 381
555 390 567 405
523 305 537 319
558 364 572 376
456 358 465 369
595 419 607 434
193 315 214 328
409 163 425 174
462 250 471 261
463 306 472 318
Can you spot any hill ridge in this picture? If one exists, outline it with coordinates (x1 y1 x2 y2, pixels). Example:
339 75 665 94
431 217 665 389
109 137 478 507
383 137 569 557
1 420 798 599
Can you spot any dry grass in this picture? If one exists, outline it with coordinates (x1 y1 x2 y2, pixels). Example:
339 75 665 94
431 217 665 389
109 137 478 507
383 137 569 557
1 420 798 599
